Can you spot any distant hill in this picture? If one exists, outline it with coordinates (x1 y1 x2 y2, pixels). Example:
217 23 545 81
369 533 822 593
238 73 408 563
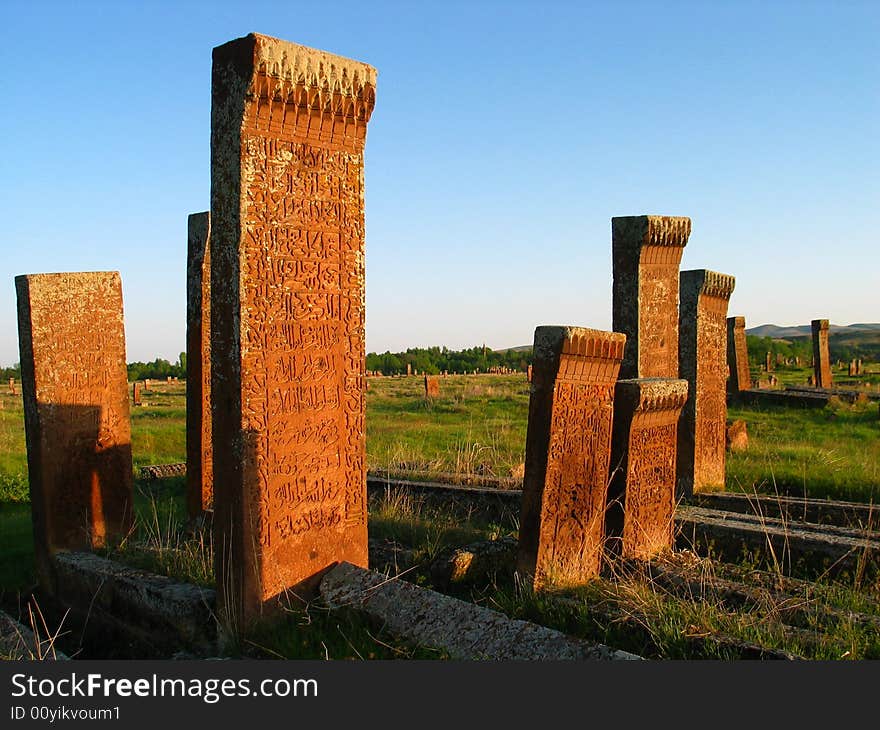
745 323 880 361
746 323 880 339
494 344 532 353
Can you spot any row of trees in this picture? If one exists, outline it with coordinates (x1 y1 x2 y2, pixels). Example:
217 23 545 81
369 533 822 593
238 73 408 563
365 345 531 375
127 353 187 381
745 335 877 368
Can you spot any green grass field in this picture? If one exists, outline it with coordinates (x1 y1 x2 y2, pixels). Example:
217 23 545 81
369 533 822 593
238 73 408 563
1 372 878 659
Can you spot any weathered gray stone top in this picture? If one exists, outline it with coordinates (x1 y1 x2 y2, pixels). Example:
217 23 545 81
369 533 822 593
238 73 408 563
321 562 640 660
680 270 736 300
533 326 626 363
615 378 689 412
812 319 830 330
612 215 692 252
728 316 746 328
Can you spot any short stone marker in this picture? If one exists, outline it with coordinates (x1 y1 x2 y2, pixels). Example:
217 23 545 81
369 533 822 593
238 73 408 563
811 319 832 388
210 33 377 623
726 420 748 452
607 378 688 560
186 211 213 518
726 316 750 392
320 562 640 660
765 351 773 372
132 381 142 406
424 374 439 399
678 270 735 496
15 272 134 589
517 326 626 589
527 364 533 382
612 215 691 379
8 378 15 395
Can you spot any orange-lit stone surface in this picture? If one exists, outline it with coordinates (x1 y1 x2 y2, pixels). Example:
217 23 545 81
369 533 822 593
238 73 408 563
186 211 212 517
607 378 688 560
812 319 832 388
211 34 377 622
517 326 626 590
678 270 735 496
424 374 439 398
15 272 133 589
612 215 690 379
726 316 750 392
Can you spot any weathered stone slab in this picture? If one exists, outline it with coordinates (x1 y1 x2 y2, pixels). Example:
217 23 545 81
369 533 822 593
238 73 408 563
517 326 625 589
607 378 688 560
690 492 879 530
676 506 880 577
15 272 133 590
140 462 187 480
726 316 750 392
811 319 832 388
424 374 439 399
678 270 735 496
737 389 830 408
211 34 377 623
132 381 142 406
320 562 640 660
186 211 212 518
53 552 216 654
0 609 68 660
612 215 691 379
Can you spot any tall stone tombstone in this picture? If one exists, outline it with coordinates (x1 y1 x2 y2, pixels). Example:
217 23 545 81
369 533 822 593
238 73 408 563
612 215 691 379
726 316 750 392
186 211 213 518
811 319 832 388
15 272 134 590
211 34 377 624
678 270 735 496
517 326 626 590
765 351 773 372
607 378 688 560
8 378 15 395
424 374 439 399
132 381 142 407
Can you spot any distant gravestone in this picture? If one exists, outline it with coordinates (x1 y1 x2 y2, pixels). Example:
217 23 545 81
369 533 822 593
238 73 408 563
210 33 377 622
8 378 15 395
406 363 412 376
678 270 735 496
612 215 691 379
144 378 151 390
811 319 832 388
517 326 626 589
424 374 440 399
186 211 213 517
527 364 533 382
15 272 133 589
607 378 688 560
726 317 750 392
132 381 142 406
765 351 773 372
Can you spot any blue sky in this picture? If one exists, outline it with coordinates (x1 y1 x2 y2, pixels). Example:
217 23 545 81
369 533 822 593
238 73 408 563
1 0 877 366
